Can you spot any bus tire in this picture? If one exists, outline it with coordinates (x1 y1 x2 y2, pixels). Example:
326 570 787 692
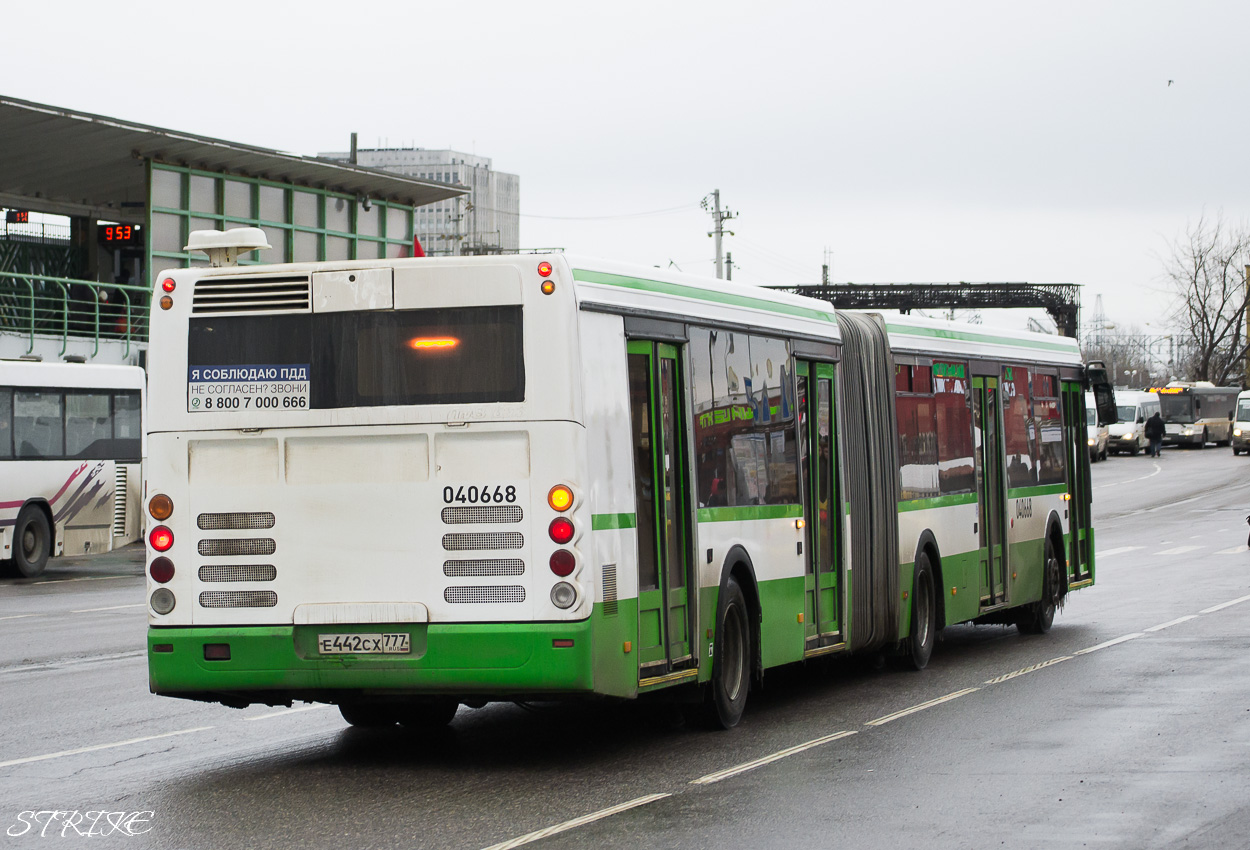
13 505 51 578
907 552 936 670
398 698 459 730
1199 429 1208 448
338 701 399 728
1017 537 1060 635
704 575 751 730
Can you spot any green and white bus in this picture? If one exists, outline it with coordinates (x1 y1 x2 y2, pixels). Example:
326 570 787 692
143 245 1109 729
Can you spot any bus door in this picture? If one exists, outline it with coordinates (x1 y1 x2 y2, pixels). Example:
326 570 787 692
627 341 694 673
972 376 1008 607
798 362 842 647
1063 380 1094 583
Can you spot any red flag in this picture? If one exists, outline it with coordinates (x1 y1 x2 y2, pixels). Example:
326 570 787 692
413 235 426 258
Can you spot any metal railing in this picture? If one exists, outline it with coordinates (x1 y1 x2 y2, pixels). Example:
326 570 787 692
0 271 149 358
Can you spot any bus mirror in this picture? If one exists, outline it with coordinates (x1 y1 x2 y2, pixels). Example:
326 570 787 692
1084 361 1118 426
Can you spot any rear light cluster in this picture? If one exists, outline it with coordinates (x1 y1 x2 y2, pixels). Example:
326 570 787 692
148 494 177 615
538 261 555 295
546 484 579 609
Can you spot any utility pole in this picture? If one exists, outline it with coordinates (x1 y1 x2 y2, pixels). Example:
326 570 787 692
726 252 734 281
822 247 832 285
1244 265 1250 388
702 190 736 279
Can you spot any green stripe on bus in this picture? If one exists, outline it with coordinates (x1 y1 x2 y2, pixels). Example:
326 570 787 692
885 323 1081 354
591 513 637 530
573 269 838 323
897 492 979 512
1006 483 1069 498
697 504 805 523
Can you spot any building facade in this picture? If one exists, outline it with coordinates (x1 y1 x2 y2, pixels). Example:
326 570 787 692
322 148 519 256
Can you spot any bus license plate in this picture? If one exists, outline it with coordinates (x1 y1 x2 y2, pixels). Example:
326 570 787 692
317 633 410 655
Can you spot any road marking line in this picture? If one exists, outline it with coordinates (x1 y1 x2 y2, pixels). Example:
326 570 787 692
0 650 145 676
1095 465 1162 490
1096 546 1143 558
1144 615 1198 632
480 793 672 850
984 656 1072 685
1215 546 1248 555
865 688 979 726
689 730 857 786
1074 633 1143 655
0 726 215 769
30 575 135 584
245 704 331 721
1200 594 1250 614
1157 546 1203 556
0 614 34 621
70 603 147 613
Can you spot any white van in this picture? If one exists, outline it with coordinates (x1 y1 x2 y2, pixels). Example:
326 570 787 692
1085 391 1108 462
1108 390 1161 456
1232 390 1250 456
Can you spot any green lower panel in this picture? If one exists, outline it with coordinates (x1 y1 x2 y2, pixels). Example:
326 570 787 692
756 575 806 668
149 618 601 701
934 549 982 625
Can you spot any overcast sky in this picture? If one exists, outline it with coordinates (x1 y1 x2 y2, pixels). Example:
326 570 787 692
9 0 1250 333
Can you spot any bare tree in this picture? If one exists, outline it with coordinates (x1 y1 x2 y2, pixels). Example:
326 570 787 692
1163 214 1250 387
1081 325 1167 388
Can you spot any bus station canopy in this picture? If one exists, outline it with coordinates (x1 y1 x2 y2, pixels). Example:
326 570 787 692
0 95 466 224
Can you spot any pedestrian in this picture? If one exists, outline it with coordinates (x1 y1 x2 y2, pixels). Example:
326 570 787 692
1145 410 1165 458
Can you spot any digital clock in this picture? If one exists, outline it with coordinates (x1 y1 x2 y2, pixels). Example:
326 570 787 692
5 210 30 224
100 224 142 246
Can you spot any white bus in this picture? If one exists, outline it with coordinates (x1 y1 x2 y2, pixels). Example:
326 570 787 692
143 246 1108 729
1 360 144 577
1151 382 1239 448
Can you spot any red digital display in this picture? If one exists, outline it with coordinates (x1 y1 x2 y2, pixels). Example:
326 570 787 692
100 224 142 246
5 210 29 224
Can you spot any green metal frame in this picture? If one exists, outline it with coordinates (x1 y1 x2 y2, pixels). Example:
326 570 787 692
0 270 149 357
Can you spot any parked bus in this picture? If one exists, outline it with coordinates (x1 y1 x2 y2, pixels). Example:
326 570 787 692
143 245 1109 729
1 359 144 577
1231 390 1250 456
1151 382 1239 448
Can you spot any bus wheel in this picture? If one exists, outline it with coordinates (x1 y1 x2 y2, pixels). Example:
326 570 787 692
908 553 936 670
338 702 399 728
398 699 459 730
1199 429 1208 448
13 506 51 578
1017 538 1061 635
704 575 751 730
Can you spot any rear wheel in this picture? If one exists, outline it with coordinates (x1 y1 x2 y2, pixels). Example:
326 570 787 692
339 702 400 728
1017 537 1061 635
702 575 751 729
12 506 51 578
907 553 936 670
398 699 459 730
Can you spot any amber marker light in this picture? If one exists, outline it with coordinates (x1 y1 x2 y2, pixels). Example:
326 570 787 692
408 337 459 350
540 280 556 295
547 484 574 512
159 295 173 310
148 494 173 520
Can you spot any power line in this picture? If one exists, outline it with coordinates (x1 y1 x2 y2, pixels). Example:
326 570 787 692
470 203 700 221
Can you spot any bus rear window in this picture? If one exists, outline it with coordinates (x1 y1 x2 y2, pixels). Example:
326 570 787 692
188 306 524 408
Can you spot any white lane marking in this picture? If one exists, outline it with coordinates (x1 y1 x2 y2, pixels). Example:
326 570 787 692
0 650 145 676
1216 546 1248 555
984 656 1072 685
480 793 672 850
1157 546 1203 556
865 688 979 726
1200 594 1250 614
1073 633 1143 655
30 575 136 584
70 603 147 613
0 614 34 621
1097 546 1144 558
1144 615 1198 632
690 730 857 786
1095 464 1162 490
245 704 332 722
0 726 215 769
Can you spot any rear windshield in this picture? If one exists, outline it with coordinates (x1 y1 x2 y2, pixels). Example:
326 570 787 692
188 306 524 408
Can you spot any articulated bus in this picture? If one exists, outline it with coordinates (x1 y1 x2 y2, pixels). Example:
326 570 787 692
1151 382 1239 448
143 247 1110 729
1 360 144 577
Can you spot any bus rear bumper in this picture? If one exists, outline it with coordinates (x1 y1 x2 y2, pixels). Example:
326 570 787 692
148 621 596 705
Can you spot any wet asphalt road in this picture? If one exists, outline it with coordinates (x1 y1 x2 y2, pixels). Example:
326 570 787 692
1 445 1248 849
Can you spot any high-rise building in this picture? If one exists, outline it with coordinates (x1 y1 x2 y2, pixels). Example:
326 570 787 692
321 147 519 255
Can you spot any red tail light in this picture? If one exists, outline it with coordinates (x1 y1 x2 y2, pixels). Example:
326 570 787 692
149 526 174 552
549 549 575 576
150 557 175 583
548 517 574 545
